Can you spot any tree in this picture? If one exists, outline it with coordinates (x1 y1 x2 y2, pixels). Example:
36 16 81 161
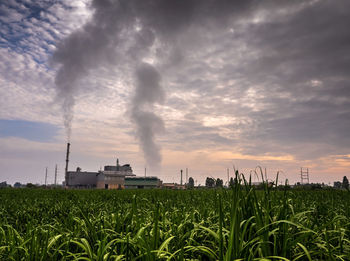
229 177 235 188
14 182 22 188
334 181 342 189
188 177 194 189
215 178 223 188
342 176 349 190
205 177 215 188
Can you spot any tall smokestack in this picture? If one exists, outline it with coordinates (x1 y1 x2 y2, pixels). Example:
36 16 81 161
116 158 120 171
180 169 183 186
65 143 70 186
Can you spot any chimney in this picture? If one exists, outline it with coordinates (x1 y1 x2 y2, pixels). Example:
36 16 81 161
65 143 70 186
116 158 120 171
180 169 183 186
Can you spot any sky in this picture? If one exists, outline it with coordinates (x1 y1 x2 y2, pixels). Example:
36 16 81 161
0 0 350 186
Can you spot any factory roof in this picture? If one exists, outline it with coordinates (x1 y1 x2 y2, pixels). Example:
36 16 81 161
125 176 159 180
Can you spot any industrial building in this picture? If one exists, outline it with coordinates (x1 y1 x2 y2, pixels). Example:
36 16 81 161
66 160 162 189
66 169 98 188
125 176 162 189
64 143 162 189
162 183 186 190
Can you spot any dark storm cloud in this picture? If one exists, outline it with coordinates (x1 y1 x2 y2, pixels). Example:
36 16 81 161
228 0 350 158
161 0 350 160
243 2 350 85
51 0 260 165
176 129 234 150
51 0 350 165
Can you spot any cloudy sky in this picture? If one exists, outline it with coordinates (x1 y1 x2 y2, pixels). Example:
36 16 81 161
1 0 349 185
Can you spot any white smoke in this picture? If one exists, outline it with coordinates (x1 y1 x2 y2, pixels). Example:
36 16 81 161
132 63 165 168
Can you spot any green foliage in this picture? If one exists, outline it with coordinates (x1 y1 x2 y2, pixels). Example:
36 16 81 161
229 177 235 188
215 178 223 188
1 182 350 260
342 176 349 190
205 177 215 188
25 183 37 188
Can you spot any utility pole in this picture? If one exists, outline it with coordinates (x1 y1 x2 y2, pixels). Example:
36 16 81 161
227 168 229 186
145 167 147 177
45 167 48 187
54 164 58 186
180 169 183 186
300 167 309 184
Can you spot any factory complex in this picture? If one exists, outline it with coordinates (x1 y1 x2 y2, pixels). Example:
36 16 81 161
66 159 162 189
63 143 188 190
66 163 163 189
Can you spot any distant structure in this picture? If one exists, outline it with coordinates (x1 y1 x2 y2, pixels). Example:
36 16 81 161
54 164 58 186
334 181 342 188
180 169 183 186
125 176 162 189
66 159 136 189
14 182 23 188
45 167 48 186
66 161 162 189
300 167 309 184
64 144 162 189
162 183 186 190
0 181 8 188
65 143 70 186
98 160 136 189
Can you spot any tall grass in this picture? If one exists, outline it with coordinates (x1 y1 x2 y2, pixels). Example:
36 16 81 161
0 176 349 260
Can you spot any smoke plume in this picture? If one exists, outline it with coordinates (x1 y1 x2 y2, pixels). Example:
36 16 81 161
132 63 165 168
52 0 257 165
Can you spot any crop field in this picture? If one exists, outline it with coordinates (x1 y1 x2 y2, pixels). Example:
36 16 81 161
1 180 350 260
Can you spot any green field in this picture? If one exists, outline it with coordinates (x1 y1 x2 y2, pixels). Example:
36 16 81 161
1 181 350 260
